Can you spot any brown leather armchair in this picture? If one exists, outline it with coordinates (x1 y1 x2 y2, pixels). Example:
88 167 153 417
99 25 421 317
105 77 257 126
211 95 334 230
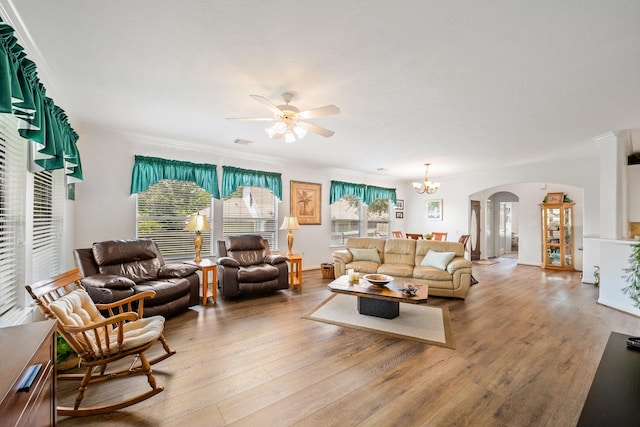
216 235 289 298
73 238 200 318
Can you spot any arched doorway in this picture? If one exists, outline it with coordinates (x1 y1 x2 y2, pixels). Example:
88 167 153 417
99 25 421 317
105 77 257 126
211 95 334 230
487 191 519 259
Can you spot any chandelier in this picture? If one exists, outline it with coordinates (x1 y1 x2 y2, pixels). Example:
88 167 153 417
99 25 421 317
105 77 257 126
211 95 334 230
412 163 440 194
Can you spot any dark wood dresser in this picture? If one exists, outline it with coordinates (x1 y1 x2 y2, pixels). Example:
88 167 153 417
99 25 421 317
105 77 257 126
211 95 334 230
0 320 57 426
577 331 640 426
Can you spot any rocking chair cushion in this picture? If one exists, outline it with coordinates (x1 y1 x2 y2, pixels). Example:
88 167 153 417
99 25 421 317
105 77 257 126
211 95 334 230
49 289 165 355
49 289 104 326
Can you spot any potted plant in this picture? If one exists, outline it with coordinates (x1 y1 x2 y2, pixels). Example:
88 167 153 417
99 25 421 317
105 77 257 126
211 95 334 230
622 242 640 308
56 333 80 371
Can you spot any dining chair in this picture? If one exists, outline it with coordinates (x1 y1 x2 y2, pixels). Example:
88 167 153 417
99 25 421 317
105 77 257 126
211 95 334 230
432 232 448 241
391 230 404 239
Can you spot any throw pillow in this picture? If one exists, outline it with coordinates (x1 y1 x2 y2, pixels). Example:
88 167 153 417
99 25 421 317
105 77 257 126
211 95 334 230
80 274 136 289
158 263 199 278
420 250 456 270
349 248 381 263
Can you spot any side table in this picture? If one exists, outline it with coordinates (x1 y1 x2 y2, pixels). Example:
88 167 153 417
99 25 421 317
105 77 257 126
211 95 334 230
186 259 217 304
287 253 302 291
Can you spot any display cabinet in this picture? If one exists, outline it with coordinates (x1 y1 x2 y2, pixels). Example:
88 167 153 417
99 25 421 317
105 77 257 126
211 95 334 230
540 198 575 270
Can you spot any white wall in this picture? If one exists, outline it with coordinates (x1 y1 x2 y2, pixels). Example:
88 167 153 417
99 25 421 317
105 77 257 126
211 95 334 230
72 128 408 270
402 159 597 270
72 128 600 273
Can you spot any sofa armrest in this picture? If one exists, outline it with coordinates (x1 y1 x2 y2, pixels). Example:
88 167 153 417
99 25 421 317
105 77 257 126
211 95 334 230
332 249 352 264
446 257 473 274
81 274 136 290
216 256 240 268
265 254 288 265
158 263 199 278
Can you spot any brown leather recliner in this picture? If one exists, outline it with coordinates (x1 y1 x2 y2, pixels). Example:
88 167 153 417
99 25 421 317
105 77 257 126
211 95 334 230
73 238 200 318
216 235 289 298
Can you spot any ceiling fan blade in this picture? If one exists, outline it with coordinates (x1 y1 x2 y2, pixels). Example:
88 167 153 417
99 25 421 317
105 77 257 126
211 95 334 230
297 121 335 137
249 94 284 117
226 117 275 121
298 105 340 119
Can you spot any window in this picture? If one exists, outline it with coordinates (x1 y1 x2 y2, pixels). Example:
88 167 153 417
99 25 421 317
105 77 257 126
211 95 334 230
222 186 278 249
136 180 213 259
366 198 390 238
0 114 27 323
32 169 64 282
331 195 362 246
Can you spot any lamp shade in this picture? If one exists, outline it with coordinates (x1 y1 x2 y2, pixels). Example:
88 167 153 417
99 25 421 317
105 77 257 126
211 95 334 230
184 214 211 232
280 216 300 230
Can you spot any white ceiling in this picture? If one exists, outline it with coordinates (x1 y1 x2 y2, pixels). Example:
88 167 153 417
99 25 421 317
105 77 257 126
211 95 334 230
3 0 640 181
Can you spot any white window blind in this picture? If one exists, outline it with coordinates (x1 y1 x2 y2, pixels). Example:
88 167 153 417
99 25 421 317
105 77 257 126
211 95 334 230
0 114 27 320
32 169 64 282
136 179 213 259
366 198 390 239
330 195 362 246
222 186 277 249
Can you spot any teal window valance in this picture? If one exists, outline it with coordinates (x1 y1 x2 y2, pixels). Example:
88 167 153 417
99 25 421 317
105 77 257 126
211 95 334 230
330 180 397 205
330 180 366 204
130 155 220 198
221 166 282 200
0 18 82 180
365 185 397 206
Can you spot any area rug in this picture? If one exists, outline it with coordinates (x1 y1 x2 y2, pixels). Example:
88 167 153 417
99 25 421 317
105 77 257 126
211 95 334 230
303 294 454 349
473 259 499 265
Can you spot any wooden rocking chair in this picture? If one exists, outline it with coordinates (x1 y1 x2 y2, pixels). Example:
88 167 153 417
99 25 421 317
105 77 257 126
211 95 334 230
25 269 176 417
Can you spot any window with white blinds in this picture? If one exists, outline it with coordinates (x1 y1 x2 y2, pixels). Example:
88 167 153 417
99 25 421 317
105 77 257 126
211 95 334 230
222 186 277 249
32 169 64 282
330 195 362 246
0 115 27 320
136 179 213 259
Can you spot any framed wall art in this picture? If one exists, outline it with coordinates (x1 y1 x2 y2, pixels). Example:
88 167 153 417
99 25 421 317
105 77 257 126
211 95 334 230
396 199 404 210
545 192 564 204
426 199 443 221
290 180 321 225
395 211 404 219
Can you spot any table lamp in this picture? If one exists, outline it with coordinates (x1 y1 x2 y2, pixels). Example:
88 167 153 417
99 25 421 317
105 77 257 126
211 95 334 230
184 214 211 263
280 216 300 256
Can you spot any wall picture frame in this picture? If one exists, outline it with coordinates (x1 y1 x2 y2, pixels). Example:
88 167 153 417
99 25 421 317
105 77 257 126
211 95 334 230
546 192 564 204
426 199 443 221
395 211 404 219
290 180 321 225
396 199 404 210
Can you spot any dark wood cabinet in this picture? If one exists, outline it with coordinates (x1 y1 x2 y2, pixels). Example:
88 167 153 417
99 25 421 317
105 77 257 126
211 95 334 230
0 320 56 426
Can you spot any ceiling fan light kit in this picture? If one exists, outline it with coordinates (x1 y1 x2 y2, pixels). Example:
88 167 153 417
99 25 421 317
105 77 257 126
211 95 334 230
413 163 441 194
227 92 340 143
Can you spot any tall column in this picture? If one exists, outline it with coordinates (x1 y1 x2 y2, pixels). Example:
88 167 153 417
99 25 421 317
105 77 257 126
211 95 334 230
595 132 626 238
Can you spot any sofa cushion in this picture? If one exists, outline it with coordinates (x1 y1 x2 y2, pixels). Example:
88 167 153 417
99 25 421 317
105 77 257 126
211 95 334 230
81 274 136 289
134 278 191 306
92 239 162 283
345 261 380 275
413 266 456 282
421 250 456 270
158 263 199 278
383 239 416 266
237 264 279 283
377 263 414 278
350 248 381 263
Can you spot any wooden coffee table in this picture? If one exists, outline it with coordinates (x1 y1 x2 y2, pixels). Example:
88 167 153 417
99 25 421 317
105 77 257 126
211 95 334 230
327 275 428 319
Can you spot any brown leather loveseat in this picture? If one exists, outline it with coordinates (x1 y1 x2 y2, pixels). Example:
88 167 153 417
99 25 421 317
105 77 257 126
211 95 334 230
216 235 289 298
73 238 200 317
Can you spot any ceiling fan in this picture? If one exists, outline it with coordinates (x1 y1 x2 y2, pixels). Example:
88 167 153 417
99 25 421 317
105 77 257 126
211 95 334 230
226 93 340 143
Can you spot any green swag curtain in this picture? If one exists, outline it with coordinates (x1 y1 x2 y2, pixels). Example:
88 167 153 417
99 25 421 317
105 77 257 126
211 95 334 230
365 185 397 206
330 181 396 205
330 180 366 204
130 155 220 198
0 17 82 180
221 166 282 200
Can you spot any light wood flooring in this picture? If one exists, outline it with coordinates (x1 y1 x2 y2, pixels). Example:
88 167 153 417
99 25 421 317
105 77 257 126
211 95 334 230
56 259 639 426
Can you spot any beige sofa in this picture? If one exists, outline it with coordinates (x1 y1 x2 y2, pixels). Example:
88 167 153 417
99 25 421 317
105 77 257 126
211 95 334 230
332 237 473 298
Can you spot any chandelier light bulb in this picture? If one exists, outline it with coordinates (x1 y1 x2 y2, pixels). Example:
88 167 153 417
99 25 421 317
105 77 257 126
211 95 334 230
273 121 287 134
